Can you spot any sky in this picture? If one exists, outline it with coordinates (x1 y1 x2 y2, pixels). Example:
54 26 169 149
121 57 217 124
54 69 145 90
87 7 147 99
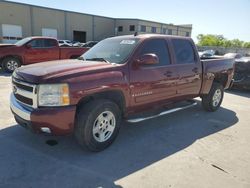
5 0 250 42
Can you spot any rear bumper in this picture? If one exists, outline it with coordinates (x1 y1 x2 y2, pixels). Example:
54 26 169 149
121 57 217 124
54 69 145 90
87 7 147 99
10 93 76 135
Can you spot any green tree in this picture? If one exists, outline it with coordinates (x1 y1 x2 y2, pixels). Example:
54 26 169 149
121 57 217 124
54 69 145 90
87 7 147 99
243 42 250 48
223 40 232 48
197 34 226 47
197 34 250 48
231 39 244 48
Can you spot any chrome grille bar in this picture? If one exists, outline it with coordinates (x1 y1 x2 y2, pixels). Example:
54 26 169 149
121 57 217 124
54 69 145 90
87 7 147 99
12 77 37 108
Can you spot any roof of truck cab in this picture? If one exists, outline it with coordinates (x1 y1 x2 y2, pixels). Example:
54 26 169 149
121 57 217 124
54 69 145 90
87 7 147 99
108 34 192 40
24 36 57 40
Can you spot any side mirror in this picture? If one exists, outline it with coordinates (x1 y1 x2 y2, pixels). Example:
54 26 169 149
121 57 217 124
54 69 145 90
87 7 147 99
136 53 159 66
26 44 32 49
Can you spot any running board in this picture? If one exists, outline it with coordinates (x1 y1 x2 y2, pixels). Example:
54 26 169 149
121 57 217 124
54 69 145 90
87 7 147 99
126 100 197 123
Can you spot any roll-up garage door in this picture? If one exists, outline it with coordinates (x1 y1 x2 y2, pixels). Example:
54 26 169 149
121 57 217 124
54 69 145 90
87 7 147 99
2 24 22 44
42 28 57 38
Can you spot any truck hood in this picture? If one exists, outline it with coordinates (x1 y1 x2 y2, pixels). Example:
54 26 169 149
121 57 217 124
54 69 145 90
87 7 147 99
15 59 117 83
0 44 16 48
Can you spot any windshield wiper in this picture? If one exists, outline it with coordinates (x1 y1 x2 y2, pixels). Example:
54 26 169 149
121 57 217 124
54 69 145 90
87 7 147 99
86 58 111 64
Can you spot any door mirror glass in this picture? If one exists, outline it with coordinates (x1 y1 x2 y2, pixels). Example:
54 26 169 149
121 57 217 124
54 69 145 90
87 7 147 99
137 53 159 65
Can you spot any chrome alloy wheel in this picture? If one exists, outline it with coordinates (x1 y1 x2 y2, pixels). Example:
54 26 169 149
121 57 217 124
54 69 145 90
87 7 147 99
92 111 116 142
212 89 222 107
6 60 19 71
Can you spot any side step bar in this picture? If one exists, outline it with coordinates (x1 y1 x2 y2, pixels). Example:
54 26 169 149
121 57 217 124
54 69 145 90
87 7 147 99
126 100 197 123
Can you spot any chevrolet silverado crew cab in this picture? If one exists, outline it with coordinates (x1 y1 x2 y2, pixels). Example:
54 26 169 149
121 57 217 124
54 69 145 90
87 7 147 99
0 36 88 73
10 34 235 152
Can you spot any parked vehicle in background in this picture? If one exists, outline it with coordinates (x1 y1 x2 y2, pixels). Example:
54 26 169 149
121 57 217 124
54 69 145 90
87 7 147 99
58 40 73 47
0 37 89 72
81 41 98 48
198 50 215 58
73 42 85 47
233 56 250 89
224 53 243 59
10 34 234 152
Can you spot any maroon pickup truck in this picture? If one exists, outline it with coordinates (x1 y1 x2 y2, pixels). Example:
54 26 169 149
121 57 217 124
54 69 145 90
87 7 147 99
10 34 234 152
0 36 88 73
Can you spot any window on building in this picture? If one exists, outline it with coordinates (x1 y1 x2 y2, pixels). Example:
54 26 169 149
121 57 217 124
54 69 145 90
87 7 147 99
151 27 156 33
118 26 123 32
172 39 195 64
186 32 190 37
168 29 172 35
140 25 146 32
129 25 135 31
138 39 171 66
162 28 167 34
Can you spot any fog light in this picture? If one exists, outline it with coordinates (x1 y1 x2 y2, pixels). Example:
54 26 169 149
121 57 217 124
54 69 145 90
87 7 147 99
41 127 51 134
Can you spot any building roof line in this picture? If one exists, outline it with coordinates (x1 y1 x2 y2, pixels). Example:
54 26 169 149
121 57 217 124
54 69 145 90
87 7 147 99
2 0 192 29
116 18 192 29
2 0 114 20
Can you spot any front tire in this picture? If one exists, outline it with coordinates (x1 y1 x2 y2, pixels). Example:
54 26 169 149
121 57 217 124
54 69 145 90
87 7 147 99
74 99 121 152
2 57 21 73
202 82 224 112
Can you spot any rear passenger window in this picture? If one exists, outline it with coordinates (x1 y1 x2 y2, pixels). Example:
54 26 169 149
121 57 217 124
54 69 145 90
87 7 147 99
44 39 57 47
139 39 171 66
172 39 195 64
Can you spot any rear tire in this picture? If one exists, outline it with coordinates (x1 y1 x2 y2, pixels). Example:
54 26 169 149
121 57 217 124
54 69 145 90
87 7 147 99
74 99 121 152
202 82 224 112
2 57 21 73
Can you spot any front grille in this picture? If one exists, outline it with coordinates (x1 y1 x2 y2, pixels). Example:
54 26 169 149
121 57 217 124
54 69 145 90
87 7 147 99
12 80 33 92
12 77 37 108
14 93 33 105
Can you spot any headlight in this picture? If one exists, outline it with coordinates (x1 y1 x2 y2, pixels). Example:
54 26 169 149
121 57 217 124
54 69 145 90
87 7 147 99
38 83 70 107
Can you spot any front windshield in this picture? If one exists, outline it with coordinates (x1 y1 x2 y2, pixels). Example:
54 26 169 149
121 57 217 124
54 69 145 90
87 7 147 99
81 37 139 64
15 37 32 46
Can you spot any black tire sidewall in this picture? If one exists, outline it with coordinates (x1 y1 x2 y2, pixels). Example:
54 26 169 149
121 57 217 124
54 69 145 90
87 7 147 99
202 83 224 112
210 83 224 111
2 57 21 73
75 100 121 151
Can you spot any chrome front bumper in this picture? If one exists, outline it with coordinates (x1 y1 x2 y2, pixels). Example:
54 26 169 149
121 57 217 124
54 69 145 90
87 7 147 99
10 93 31 121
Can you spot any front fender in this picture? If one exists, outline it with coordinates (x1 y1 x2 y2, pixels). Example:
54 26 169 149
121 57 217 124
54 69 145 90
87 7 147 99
68 70 130 106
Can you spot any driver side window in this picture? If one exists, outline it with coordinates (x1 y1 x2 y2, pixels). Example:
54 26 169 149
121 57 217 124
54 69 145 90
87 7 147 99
28 39 44 48
138 39 171 66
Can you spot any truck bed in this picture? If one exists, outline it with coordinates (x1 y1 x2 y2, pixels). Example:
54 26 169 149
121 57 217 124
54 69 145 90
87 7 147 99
200 57 235 93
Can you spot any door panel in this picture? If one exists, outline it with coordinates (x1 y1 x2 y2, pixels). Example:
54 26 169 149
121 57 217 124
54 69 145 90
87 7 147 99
129 38 178 108
24 48 47 64
176 64 202 96
171 39 202 97
24 39 59 64
130 66 178 105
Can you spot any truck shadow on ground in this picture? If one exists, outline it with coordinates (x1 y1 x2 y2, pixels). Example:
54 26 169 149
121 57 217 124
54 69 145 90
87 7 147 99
0 104 238 188
0 68 12 77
